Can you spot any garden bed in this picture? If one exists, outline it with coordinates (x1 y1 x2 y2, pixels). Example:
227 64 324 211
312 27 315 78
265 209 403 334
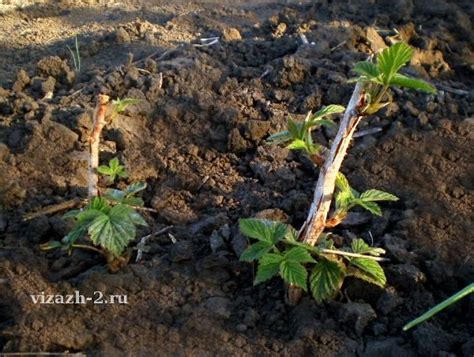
0 1 473 355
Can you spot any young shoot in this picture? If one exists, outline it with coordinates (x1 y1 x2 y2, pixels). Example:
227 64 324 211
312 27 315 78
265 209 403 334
240 42 435 304
98 157 127 184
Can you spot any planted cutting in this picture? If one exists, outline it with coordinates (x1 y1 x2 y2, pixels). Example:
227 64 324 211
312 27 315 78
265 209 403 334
41 96 148 268
240 42 436 303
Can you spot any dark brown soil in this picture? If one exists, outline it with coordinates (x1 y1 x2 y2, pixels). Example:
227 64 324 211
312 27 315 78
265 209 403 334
0 1 473 356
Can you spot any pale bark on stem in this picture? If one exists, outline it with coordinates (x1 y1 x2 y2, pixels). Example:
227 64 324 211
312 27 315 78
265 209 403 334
300 82 364 246
88 94 110 197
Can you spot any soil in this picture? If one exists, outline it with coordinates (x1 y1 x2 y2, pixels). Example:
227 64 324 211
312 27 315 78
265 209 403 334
0 1 473 356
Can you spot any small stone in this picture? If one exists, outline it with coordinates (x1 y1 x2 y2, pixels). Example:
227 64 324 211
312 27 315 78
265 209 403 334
376 286 403 315
169 241 193 262
366 27 387 52
0 143 9 161
115 27 131 43
204 297 231 319
404 101 419 116
245 120 271 141
388 264 426 290
12 69 30 92
338 302 377 336
236 323 247 332
41 76 56 95
273 23 287 37
232 232 247 257
210 230 225 253
222 27 242 41
228 128 248 154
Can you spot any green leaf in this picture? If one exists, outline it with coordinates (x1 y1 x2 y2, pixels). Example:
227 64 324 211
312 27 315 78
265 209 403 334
239 218 287 244
125 182 147 195
355 200 382 216
254 260 281 285
335 190 355 211
377 42 413 84
63 209 81 219
360 189 399 202
353 61 380 79
307 118 336 128
86 196 110 213
310 259 346 303
267 130 292 145
97 165 112 175
240 241 274 262
88 204 138 258
280 260 308 290
286 139 308 151
128 210 148 227
335 172 351 193
312 105 345 119
112 98 142 113
365 102 391 115
284 247 316 264
287 117 301 139
104 189 126 203
40 240 63 250
349 258 386 287
351 239 385 256
254 253 284 285
389 73 436 94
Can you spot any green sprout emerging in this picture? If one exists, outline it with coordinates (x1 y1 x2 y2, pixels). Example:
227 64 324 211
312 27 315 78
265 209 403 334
66 35 81 73
240 42 435 303
98 157 127 183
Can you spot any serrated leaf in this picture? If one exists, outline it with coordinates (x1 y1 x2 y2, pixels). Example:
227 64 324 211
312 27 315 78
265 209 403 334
254 260 281 285
128 210 148 227
97 165 112 175
280 260 308 290
335 172 351 193
355 200 382 216
109 157 120 170
312 105 345 119
349 258 386 287
239 218 287 244
389 73 436 94
353 61 380 79
351 238 385 256
87 204 138 257
377 42 413 84
86 196 110 213
240 241 274 262
310 259 346 303
267 130 292 145
335 190 355 211
284 246 316 264
360 189 399 202
122 196 144 207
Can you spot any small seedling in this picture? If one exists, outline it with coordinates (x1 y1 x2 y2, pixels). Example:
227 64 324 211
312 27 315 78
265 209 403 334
112 98 142 114
41 161 148 263
66 35 81 73
240 42 435 303
98 157 127 183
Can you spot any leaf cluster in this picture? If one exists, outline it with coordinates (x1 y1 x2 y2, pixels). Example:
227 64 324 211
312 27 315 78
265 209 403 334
267 105 345 155
97 157 127 183
41 182 148 259
352 42 436 114
335 172 398 217
239 218 386 303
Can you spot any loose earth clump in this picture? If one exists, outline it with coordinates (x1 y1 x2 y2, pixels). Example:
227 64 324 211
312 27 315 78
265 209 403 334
0 1 473 355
